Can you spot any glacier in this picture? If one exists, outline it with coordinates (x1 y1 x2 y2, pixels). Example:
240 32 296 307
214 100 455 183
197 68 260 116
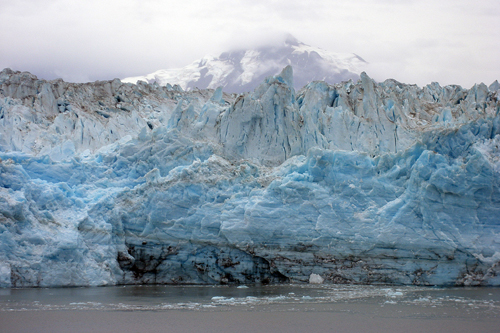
0 67 500 288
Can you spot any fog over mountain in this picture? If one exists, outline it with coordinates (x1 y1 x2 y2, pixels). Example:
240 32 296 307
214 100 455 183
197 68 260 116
123 35 366 93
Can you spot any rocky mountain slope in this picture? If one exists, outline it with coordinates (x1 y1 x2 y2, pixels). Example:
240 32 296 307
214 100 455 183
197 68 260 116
1 67 499 287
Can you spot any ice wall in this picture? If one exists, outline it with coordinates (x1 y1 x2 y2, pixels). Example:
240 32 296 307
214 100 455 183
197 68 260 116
0 67 499 287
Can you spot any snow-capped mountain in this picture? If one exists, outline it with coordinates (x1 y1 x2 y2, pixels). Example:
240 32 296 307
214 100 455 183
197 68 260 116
122 35 366 93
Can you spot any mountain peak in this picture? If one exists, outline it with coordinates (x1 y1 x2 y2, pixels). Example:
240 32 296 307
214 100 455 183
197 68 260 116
123 37 367 93
284 33 300 46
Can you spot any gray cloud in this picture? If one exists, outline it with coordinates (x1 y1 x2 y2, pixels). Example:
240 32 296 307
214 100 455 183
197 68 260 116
0 0 498 87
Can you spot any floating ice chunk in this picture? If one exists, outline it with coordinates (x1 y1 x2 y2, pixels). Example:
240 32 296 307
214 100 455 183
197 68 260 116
309 273 324 284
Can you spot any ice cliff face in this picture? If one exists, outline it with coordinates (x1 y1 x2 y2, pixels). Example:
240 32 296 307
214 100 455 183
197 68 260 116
122 35 366 93
1 67 500 288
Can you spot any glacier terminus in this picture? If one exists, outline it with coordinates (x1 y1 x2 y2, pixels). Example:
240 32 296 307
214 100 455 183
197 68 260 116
0 65 500 288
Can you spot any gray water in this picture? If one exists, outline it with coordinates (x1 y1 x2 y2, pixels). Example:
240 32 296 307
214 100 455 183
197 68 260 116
1 284 499 332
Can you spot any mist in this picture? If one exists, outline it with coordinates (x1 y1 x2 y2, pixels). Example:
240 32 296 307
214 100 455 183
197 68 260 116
1 0 498 87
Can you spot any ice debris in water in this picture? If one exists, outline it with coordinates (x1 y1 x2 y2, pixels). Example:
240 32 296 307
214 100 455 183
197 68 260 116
0 67 500 288
309 274 324 284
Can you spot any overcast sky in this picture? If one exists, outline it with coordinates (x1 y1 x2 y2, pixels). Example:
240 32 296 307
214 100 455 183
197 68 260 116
1 0 499 87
